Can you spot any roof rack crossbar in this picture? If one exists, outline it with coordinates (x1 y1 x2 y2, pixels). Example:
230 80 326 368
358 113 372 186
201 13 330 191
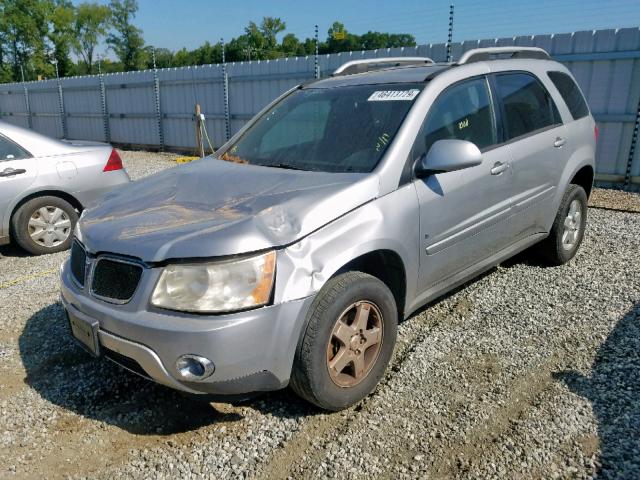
333 57 435 76
457 47 551 65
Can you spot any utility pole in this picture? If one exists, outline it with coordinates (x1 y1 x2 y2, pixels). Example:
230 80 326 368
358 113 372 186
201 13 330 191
314 25 320 79
446 4 455 63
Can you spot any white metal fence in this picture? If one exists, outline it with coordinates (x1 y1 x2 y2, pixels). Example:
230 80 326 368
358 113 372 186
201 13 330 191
1 27 639 187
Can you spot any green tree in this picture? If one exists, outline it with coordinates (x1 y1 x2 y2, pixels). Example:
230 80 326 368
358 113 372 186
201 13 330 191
144 46 173 69
49 0 76 77
325 21 360 53
225 34 252 62
260 17 286 51
106 0 145 71
0 0 53 81
73 2 111 74
360 31 417 50
281 33 301 57
244 21 266 59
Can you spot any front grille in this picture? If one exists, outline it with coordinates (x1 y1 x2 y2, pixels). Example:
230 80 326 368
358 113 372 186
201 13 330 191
70 241 86 286
91 258 142 302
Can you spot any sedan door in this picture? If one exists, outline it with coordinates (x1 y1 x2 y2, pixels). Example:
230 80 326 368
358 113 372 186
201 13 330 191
411 76 513 304
0 135 38 238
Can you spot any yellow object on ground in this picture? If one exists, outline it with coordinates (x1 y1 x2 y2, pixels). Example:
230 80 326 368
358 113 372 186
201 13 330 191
175 156 199 164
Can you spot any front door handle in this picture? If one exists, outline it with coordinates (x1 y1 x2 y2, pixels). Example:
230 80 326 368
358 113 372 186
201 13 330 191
0 168 26 177
490 162 508 175
554 137 566 148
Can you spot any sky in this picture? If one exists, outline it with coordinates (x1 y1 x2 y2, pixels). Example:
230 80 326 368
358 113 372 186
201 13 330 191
77 0 640 55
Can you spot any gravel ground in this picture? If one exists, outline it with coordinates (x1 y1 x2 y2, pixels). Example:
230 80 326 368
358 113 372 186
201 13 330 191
0 151 639 479
590 187 640 213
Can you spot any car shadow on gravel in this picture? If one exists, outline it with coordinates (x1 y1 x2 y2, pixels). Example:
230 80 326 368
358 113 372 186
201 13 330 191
19 302 248 435
0 244 29 258
554 302 640 478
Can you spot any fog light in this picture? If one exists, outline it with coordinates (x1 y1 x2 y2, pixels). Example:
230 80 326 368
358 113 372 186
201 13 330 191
175 354 215 381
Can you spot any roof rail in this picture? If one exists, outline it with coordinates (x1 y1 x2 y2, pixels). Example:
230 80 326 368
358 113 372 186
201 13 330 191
457 47 551 65
333 57 435 76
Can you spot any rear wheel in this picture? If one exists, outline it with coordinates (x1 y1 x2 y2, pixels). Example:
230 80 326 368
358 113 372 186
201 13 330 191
11 196 78 255
536 184 587 265
290 271 397 411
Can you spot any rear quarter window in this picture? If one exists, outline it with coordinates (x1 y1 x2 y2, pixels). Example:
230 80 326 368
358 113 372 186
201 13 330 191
547 71 590 120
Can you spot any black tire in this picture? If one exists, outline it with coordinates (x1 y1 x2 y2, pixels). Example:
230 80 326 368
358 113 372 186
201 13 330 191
536 184 588 265
11 196 78 255
290 271 398 411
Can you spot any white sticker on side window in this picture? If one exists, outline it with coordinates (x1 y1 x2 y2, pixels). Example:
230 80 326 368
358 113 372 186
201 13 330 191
367 89 420 101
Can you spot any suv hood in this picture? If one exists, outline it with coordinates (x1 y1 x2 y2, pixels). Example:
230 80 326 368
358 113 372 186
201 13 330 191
78 158 379 262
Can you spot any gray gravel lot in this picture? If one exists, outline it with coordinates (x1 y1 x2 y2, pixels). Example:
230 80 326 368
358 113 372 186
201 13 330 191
0 150 639 479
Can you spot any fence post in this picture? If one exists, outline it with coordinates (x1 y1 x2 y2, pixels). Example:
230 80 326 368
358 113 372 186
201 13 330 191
20 66 32 129
624 97 640 189
23 85 32 129
151 48 165 151
221 38 231 141
97 57 111 143
98 76 111 143
54 62 68 139
315 25 320 79
446 4 455 62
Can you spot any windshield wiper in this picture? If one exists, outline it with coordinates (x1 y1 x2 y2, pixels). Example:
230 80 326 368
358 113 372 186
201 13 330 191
260 162 307 171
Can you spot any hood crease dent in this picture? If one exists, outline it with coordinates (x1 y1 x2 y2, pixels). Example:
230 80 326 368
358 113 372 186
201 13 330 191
79 159 379 262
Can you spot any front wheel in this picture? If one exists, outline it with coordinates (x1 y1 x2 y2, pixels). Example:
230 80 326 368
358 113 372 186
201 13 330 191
11 196 78 255
536 184 588 265
290 271 398 411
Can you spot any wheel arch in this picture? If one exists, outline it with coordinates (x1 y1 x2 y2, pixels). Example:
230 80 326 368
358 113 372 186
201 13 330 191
570 164 594 198
333 249 407 320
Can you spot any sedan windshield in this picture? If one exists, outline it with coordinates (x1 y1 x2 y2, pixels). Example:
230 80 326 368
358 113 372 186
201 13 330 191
219 83 423 173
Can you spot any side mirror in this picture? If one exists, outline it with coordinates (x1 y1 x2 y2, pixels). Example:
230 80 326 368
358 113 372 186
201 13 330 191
414 139 482 178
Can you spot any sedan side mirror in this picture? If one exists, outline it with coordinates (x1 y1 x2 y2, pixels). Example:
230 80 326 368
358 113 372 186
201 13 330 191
414 139 482 178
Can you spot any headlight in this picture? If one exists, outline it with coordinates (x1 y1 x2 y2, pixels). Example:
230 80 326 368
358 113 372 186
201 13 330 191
151 251 276 313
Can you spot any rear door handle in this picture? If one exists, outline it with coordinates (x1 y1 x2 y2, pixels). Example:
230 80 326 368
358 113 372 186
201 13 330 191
490 162 508 175
554 137 566 148
0 168 27 177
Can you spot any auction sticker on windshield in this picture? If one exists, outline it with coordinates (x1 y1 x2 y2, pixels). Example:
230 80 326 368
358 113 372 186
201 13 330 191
368 89 420 101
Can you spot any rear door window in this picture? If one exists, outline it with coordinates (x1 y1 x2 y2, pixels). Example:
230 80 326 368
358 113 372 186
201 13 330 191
547 71 590 120
416 76 497 158
495 72 561 140
0 135 30 161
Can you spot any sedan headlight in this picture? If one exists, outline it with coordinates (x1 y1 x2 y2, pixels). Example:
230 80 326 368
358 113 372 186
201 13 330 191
151 251 276 313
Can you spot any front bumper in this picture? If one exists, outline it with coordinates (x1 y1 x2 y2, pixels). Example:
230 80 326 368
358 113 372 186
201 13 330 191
60 259 314 395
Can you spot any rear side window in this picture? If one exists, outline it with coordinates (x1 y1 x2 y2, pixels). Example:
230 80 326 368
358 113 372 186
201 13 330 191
0 135 30 161
495 73 561 140
416 76 497 158
548 71 590 120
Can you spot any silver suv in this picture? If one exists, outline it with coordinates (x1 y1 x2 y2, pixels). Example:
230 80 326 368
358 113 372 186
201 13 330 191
61 47 596 411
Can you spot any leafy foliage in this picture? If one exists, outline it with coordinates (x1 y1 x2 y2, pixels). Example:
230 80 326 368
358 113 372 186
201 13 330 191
0 2 417 83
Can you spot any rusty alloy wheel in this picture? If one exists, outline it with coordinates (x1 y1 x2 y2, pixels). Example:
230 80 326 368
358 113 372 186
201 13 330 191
326 300 384 387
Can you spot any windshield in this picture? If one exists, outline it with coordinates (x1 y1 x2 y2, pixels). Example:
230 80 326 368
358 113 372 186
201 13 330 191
219 83 424 173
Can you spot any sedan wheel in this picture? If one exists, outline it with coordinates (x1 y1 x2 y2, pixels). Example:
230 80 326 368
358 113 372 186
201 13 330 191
11 196 79 255
28 206 72 249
